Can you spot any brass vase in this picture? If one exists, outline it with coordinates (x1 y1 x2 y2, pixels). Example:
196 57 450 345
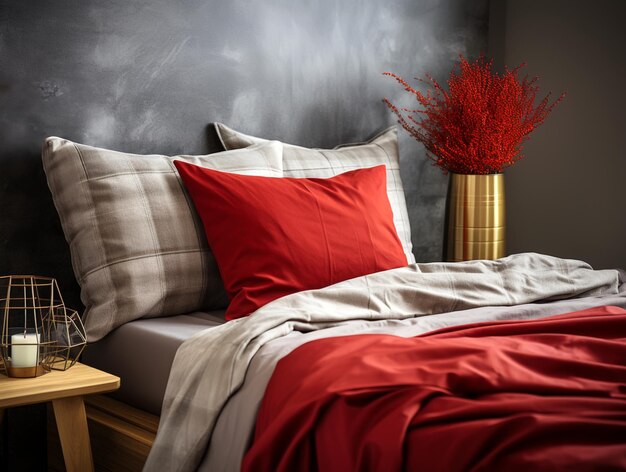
444 173 505 262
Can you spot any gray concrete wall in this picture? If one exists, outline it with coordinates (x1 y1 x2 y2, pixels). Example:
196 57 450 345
489 0 626 269
0 0 488 309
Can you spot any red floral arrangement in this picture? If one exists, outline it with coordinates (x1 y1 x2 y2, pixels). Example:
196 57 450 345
383 55 565 174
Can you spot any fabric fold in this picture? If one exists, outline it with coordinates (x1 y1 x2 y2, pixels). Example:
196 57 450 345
145 253 620 472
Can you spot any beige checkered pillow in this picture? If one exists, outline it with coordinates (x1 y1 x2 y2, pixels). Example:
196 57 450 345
214 124 415 264
42 138 283 341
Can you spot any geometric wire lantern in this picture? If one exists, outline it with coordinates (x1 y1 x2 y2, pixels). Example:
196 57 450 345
0 275 86 378
47 305 87 371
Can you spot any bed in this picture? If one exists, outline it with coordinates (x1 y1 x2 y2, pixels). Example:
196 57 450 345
41 125 626 471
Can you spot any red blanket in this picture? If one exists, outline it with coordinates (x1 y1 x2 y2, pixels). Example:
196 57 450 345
242 306 626 471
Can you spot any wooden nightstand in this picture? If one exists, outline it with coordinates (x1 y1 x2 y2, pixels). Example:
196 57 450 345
0 362 120 472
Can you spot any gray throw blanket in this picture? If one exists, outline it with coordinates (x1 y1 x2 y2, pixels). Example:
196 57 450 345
144 253 620 472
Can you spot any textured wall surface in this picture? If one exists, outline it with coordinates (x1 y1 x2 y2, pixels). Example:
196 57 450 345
0 0 488 309
489 0 626 269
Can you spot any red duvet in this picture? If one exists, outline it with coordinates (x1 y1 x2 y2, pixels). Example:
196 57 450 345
242 306 626 471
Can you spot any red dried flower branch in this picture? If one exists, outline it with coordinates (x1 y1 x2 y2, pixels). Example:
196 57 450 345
383 55 565 174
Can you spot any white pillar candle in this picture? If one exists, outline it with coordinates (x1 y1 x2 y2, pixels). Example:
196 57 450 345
10 333 40 368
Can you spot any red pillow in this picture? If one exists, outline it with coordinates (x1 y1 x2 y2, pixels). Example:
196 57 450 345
174 162 408 320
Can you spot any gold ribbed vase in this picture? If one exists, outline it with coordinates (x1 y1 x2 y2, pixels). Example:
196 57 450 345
444 173 505 262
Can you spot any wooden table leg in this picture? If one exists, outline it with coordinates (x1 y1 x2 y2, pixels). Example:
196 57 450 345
52 396 94 472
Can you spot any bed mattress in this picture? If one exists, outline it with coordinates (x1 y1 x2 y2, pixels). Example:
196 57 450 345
82 311 225 415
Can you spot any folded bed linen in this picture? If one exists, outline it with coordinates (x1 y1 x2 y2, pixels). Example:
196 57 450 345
244 306 626 471
145 253 624 471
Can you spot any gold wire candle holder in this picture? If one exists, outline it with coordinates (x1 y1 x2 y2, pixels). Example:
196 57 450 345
0 275 86 378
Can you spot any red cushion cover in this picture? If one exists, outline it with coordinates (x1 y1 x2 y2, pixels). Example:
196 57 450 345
174 162 407 320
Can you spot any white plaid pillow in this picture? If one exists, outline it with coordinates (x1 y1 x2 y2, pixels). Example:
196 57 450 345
43 138 283 341
214 124 415 264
